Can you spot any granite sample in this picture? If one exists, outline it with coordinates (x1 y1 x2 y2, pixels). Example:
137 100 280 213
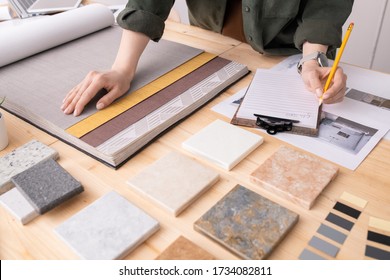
55 191 159 260
0 140 59 194
12 159 83 214
155 236 215 260
182 119 263 170
250 145 339 209
127 151 219 216
194 184 299 260
0 187 39 225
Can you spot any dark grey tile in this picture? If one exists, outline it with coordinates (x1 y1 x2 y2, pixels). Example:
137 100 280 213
12 159 83 214
194 185 299 260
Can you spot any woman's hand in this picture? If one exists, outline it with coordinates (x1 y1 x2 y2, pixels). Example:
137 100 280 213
300 60 347 104
61 69 131 116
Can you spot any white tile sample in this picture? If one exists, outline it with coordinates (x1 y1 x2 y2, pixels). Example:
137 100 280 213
127 151 219 216
182 119 263 170
55 191 160 260
0 187 39 225
0 140 59 194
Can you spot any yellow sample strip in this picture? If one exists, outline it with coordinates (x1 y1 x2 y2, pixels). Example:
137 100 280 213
339 191 368 209
369 217 390 232
66 52 216 138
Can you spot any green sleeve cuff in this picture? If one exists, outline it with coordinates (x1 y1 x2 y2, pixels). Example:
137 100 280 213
117 8 166 42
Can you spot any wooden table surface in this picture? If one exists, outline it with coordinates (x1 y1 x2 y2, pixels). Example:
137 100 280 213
1 20 389 260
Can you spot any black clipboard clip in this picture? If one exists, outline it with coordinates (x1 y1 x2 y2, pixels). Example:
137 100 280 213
254 114 300 135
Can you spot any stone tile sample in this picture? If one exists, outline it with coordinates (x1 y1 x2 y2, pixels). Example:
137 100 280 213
0 140 59 194
55 191 160 260
127 151 219 216
194 185 298 260
12 159 83 214
0 187 39 225
250 146 339 209
182 119 263 170
155 236 216 260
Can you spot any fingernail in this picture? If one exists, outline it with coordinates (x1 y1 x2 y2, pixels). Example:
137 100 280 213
316 88 323 98
73 109 79 116
96 102 104 110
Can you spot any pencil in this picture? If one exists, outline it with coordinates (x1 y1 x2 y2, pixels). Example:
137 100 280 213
319 22 354 105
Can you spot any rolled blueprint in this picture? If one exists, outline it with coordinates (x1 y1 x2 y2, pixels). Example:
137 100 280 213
0 4 115 67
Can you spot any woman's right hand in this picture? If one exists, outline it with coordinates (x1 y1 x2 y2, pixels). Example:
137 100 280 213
61 69 132 116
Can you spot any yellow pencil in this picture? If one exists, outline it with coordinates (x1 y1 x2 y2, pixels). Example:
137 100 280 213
320 22 354 105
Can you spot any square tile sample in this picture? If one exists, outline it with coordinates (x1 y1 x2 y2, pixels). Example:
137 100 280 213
194 184 298 259
55 191 160 260
182 119 263 170
0 140 58 194
0 187 39 225
127 151 219 216
11 158 83 214
155 236 215 260
251 146 339 209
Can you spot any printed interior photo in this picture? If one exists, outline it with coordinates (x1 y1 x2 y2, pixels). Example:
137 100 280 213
318 112 378 154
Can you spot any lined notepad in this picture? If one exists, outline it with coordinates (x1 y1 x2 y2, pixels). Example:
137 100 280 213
232 69 321 136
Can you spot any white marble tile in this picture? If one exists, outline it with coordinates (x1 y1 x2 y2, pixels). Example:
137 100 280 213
0 187 39 225
182 119 263 170
127 151 219 216
54 191 159 260
0 140 59 194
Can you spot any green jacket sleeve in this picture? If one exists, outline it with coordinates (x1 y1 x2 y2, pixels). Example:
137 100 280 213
116 0 175 41
294 0 354 57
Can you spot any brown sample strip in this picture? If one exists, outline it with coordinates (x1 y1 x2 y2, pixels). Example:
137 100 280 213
80 57 231 147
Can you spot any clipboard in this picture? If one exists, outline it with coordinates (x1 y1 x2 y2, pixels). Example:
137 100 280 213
231 69 322 136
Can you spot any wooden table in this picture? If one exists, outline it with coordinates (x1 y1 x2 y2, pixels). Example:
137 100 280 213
1 20 389 260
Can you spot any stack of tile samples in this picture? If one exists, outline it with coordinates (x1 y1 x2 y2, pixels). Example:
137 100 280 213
0 140 83 224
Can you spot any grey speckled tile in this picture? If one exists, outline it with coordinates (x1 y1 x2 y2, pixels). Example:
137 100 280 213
127 151 219 216
55 191 160 260
12 159 83 214
0 187 39 225
0 140 59 195
194 185 299 260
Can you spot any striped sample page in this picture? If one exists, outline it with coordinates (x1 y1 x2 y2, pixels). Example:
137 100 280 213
299 192 367 259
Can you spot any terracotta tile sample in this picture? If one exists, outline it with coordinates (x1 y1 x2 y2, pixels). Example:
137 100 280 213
0 140 58 194
155 236 215 260
55 191 159 260
182 119 263 170
0 187 39 225
194 185 298 259
251 146 339 209
127 151 219 216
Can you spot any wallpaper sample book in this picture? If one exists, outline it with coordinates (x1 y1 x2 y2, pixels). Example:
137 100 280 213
182 119 263 170
55 191 159 260
194 185 299 260
1 5 248 168
127 151 220 216
250 146 339 209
